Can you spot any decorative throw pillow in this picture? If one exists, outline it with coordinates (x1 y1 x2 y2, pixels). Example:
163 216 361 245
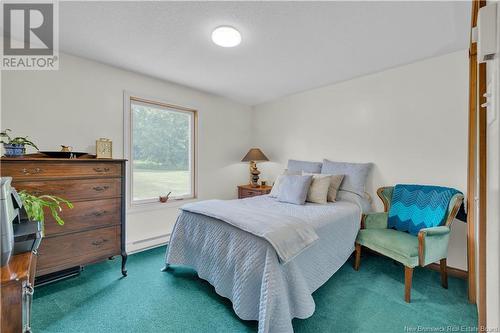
287 159 322 173
321 159 372 197
387 184 461 236
302 172 331 204
326 174 344 202
276 175 313 205
304 172 344 202
269 169 301 198
269 169 302 198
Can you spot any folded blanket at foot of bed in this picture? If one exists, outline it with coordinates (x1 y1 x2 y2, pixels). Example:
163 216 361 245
181 199 319 263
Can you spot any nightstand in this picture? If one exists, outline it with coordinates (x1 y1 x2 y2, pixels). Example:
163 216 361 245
238 184 272 199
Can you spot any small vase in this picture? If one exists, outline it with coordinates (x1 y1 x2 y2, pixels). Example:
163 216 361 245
3 143 25 157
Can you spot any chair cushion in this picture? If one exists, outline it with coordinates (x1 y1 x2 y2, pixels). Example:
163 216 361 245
388 184 461 235
356 229 419 265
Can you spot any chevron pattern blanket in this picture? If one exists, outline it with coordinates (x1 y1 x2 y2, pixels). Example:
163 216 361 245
387 184 460 236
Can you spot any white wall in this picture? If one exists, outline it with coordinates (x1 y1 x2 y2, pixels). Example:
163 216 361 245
1 51 471 271
486 1 500 328
1 53 253 252
253 50 469 270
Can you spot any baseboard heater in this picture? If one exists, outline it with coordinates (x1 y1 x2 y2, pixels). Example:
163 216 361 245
128 233 170 254
131 233 170 245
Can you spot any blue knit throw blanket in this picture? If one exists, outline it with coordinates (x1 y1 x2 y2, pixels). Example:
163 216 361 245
387 184 461 235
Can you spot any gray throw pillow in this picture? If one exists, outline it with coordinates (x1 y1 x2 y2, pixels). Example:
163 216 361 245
287 159 322 173
277 175 313 205
270 169 302 198
321 159 372 197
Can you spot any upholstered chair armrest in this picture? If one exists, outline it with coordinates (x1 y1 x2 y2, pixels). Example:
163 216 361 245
418 226 451 266
362 212 388 229
443 194 464 227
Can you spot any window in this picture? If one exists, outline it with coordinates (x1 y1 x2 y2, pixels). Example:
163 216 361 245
125 94 196 206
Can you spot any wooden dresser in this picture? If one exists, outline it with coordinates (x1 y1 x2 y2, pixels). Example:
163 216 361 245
1 251 37 333
237 184 272 199
1 157 127 283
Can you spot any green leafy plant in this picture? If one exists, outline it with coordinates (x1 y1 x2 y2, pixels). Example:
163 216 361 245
1 129 39 150
18 191 73 233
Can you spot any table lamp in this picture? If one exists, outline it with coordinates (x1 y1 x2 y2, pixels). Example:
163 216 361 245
241 148 269 187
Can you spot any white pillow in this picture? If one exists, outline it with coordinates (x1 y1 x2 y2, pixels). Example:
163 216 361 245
269 169 301 197
302 172 331 204
304 172 344 202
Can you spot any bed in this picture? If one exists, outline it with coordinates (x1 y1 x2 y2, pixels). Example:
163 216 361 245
164 195 363 333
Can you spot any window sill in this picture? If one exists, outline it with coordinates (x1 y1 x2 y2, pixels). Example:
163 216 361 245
127 198 198 214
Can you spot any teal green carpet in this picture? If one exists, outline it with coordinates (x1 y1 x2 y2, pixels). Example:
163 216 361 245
33 246 477 332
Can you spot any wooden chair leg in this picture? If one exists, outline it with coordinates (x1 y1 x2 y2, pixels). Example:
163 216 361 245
405 266 413 303
440 258 448 289
354 243 361 271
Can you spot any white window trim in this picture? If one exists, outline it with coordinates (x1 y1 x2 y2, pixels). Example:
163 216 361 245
123 91 198 212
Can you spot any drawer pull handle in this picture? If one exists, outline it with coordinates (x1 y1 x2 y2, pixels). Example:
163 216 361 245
21 167 43 175
91 210 107 217
93 167 110 173
91 239 108 246
92 185 110 192
25 284 34 296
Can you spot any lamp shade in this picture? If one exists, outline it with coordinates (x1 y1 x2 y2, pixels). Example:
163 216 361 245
241 148 269 162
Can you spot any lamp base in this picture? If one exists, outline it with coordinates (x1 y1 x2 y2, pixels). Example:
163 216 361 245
250 181 260 188
249 161 260 187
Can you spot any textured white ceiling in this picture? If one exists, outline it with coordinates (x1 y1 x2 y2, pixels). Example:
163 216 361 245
59 1 470 106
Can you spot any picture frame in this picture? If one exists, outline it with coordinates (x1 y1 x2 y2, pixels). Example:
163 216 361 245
96 138 112 159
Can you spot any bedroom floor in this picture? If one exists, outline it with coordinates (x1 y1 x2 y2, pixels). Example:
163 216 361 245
32 246 477 333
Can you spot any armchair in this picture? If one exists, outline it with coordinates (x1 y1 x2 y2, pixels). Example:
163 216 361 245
354 186 464 302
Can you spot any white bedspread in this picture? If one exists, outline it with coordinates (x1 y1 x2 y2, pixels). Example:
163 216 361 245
181 199 318 263
165 195 361 333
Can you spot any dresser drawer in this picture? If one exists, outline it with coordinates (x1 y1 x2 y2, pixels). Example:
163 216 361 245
44 198 121 236
12 178 121 201
1 161 121 179
37 226 120 274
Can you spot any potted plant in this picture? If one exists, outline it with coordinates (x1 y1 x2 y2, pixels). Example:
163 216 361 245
1 129 39 157
18 191 73 236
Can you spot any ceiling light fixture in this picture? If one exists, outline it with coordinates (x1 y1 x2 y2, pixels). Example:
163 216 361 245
211 26 241 47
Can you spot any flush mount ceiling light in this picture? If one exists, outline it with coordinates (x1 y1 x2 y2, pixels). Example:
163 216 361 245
211 26 241 47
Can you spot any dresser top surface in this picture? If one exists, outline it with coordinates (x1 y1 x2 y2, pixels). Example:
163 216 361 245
1 252 33 284
1 157 126 162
